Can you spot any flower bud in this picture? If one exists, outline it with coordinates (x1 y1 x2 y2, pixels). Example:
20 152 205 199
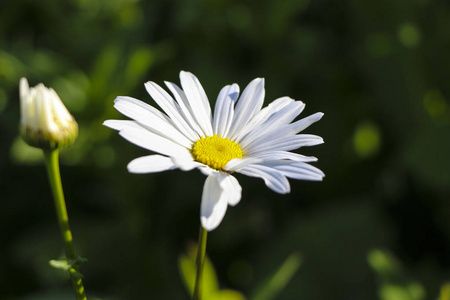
19 78 78 150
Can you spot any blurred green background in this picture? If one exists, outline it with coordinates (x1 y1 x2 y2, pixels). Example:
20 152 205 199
1 0 449 299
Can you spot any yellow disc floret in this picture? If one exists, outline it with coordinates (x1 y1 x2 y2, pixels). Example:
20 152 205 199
192 134 243 170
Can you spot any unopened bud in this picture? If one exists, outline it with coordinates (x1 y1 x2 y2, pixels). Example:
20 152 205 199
19 78 78 150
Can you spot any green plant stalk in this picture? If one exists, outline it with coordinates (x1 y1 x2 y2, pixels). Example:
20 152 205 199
44 149 87 300
193 225 208 300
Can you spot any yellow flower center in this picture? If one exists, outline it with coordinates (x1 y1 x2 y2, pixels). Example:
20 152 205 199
192 134 243 170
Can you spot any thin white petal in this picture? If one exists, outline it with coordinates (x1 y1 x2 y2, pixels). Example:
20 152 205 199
233 96 293 142
118 126 192 160
239 100 305 148
49 89 72 127
165 81 204 137
127 155 177 173
213 84 239 137
198 166 215 176
103 119 140 131
20 78 30 100
224 157 263 171
19 78 30 125
180 71 211 118
227 78 265 139
237 165 291 194
114 96 169 121
114 97 193 147
244 112 324 149
262 161 325 181
252 151 318 162
144 82 199 141
179 71 213 136
201 175 228 231
40 87 56 132
170 156 204 172
288 112 324 134
113 96 179 133
246 134 324 155
216 173 242 206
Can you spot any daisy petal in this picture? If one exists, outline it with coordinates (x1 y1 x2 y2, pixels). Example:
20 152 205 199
252 151 318 162
289 112 324 134
234 96 293 142
127 155 177 173
262 161 325 181
238 165 291 194
246 134 324 155
198 166 215 176
103 119 140 131
244 112 324 148
170 156 204 172
216 173 242 206
180 71 213 136
213 84 239 137
114 97 193 147
144 82 198 141
165 81 204 137
114 96 169 121
201 175 229 231
224 157 263 171
118 126 192 160
239 100 305 147
227 78 265 139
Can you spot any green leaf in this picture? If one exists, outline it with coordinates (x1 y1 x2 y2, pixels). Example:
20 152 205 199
368 249 401 279
368 249 425 300
178 243 219 298
439 283 450 300
211 289 246 300
123 47 154 91
49 259 72 271
250 252 302 300
49 256 87 279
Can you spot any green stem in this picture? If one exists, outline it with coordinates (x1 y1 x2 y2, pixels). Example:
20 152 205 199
44 149 87 300
193 225 208 300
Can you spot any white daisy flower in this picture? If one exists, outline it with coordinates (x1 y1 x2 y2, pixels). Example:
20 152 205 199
104 71 324 231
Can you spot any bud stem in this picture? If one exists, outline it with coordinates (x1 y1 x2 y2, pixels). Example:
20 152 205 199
43 149 87 300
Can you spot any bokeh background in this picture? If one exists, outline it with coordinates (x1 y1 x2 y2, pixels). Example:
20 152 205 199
1 0 450 299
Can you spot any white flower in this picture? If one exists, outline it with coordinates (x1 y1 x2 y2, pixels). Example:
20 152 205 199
19 78 78 150
104 71 324 231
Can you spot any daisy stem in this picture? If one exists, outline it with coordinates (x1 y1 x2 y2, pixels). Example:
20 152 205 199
43 149 87 300
193 225 208 300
